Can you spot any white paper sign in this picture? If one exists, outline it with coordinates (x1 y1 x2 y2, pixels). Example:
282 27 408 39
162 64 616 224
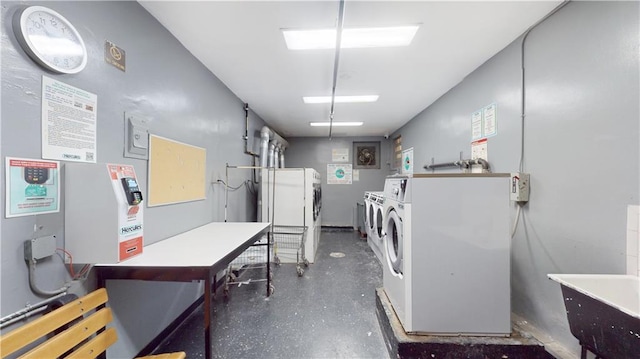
327 164 352 184
471 110 483 140
332 148 349 162
42 76 97 162
5 157 60 218
471 139 488 174
402 147 414 174
483 103 497 138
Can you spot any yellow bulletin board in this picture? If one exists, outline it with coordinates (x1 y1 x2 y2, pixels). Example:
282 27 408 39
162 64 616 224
148 135 206 206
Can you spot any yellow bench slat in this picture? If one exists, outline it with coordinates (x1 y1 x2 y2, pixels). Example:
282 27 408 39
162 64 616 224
137 352 187 359
1 288 108 358
65 327 118 359
19 308 113 359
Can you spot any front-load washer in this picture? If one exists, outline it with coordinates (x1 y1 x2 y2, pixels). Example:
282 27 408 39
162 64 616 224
368 191 385 263
382 173 511 336
364 192 374 239
382 176 409 329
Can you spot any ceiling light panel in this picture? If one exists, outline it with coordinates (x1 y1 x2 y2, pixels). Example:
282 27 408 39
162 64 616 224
283 25 419 50
303 95 379 104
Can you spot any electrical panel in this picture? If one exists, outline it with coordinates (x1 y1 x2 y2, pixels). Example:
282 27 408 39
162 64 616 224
510 173 530 202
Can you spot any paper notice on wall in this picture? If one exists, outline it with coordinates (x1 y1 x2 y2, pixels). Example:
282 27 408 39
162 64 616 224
353 169 359 181
42 76 97 162
471 110 483 140
327 164 352 184
402 147 414 174
5 157 60 218
483 103 497 138
471 139 488 174
332 148 349 162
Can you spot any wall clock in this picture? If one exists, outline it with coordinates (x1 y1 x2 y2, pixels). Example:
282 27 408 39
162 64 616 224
12 6 88 74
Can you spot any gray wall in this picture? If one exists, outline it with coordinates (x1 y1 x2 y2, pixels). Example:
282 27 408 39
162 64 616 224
1 1 264 357
393 1 639 354
286 136 392 228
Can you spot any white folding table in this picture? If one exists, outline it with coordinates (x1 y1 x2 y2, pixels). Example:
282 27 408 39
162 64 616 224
95 222 271 359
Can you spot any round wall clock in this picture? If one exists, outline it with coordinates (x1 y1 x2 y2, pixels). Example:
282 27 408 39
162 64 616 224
12 6 88 74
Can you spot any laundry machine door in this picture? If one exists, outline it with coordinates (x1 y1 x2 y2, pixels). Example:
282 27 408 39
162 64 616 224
368 202 376 232
385 209 403 275
375 206 384 241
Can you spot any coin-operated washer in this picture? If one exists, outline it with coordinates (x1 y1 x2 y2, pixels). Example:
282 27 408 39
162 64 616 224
65 163 144 264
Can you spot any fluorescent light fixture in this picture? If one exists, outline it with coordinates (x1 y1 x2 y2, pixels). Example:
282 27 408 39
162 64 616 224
303 95 379 104
309 122 363 127
283 25 419 50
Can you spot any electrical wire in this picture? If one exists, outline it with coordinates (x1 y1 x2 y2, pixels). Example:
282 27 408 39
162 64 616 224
511 203 523 238
215 179 251 191
56 248 91 280
56 248 77 278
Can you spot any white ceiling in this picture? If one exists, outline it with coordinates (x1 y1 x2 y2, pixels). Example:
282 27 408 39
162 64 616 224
139 1 561 138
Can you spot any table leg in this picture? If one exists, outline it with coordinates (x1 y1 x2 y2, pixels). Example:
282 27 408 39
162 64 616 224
204 275 212 359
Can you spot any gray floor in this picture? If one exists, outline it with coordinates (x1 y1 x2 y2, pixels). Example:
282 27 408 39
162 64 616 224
155 230 389 359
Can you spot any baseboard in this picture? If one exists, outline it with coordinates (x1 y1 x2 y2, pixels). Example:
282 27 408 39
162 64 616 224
321 226 354 232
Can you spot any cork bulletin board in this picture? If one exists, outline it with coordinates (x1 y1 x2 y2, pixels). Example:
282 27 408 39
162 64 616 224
147 135 206 206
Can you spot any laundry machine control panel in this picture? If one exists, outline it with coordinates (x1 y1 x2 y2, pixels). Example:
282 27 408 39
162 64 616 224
384 176 410 203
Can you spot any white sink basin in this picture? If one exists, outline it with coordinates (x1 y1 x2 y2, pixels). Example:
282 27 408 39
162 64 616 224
548 274 639 319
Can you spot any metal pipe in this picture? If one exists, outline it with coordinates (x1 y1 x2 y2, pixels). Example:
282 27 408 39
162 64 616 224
243 103 259 157
423 161 463 170
519 0 570 171
1 306 48 329
468 158 490 171
268 142 276 168
279 151 285 169
259 127 270 169
0 291 67 328
329 0 346 139
274 145 281 168
28 260 68 297
423 158 491 171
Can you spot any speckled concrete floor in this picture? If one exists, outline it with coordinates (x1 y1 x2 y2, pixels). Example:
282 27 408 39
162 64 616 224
154 230 388 359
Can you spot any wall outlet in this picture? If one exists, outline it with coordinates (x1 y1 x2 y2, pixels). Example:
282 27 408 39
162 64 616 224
24 235 56 261
510 173 530 202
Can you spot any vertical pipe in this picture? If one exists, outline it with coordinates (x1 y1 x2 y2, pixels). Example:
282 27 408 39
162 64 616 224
329 0 346 139
268 142 276 168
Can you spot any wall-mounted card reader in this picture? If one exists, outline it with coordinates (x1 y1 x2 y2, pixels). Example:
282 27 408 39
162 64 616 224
121 177 143 205
24 167 49 184
66 163 144 263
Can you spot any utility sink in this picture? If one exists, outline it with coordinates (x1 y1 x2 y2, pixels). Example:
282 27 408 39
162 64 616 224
548 274 640 359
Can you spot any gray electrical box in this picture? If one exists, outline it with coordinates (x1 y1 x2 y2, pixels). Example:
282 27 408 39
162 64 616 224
24 235 56 261
65 163 144 264
124 113 149 159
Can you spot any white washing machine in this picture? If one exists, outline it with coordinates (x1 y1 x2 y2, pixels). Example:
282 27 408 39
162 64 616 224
366 191 384 263
364 192 374 239
382 173 511 336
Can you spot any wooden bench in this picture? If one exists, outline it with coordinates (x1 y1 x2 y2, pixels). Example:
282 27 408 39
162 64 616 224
0 288 186 359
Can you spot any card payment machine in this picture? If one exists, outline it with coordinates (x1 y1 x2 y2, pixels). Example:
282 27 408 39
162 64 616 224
121 177 143 205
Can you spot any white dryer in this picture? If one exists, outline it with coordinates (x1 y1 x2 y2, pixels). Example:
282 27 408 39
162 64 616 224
367 191 384 263
382 173 511 336
261 168 321 263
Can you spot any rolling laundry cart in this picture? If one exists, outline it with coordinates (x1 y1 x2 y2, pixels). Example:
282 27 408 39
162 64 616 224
271 224 308 276
222 164 274 297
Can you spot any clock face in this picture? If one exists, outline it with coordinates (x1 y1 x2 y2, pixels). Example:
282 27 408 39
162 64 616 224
13 6 87 74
